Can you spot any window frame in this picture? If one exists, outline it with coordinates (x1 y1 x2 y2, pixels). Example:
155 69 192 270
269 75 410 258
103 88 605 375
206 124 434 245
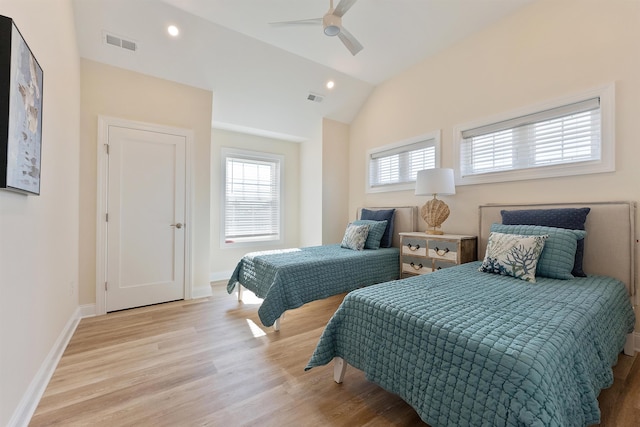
366 131 441 193
453 83 615 186
220 147 284 248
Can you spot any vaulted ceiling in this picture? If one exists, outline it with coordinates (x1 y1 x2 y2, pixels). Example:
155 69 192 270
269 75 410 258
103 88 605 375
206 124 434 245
73 0 532 141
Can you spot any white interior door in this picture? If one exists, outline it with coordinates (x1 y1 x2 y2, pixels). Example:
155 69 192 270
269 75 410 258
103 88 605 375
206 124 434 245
105 125 186 312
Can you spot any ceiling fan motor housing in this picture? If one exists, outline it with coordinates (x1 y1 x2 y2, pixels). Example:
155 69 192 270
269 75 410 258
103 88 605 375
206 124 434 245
268 0 362 55
323 13 341 36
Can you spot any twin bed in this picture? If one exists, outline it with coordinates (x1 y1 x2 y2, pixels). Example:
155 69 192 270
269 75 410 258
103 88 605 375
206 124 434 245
227 206 418 330
305 202 636 427
227 201 636 426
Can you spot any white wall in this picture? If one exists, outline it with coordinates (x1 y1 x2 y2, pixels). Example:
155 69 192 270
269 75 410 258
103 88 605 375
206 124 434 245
209 128 301 280
349 0 640 328
0 1 81 425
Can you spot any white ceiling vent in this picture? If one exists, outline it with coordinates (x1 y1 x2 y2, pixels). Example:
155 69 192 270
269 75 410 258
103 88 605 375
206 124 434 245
103 31 137 52
307 92 324 103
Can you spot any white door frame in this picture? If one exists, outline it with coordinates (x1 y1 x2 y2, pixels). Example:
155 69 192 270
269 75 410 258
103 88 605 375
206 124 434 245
95 116 193 315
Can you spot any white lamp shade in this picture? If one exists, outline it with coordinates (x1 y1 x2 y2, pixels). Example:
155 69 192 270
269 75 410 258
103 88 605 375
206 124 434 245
415 168 456 196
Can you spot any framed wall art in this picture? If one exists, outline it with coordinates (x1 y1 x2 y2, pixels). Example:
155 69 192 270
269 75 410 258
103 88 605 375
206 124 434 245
0 15 43 195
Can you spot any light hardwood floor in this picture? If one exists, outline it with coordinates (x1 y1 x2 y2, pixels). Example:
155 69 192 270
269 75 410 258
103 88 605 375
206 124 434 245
31 283 639 426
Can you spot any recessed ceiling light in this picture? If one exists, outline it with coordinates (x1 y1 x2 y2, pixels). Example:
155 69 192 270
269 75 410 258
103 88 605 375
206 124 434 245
168 25 179 37
326 80 335 89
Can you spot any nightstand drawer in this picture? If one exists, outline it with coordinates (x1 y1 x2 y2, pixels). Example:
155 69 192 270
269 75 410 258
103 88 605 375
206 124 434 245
401 237 427 257
401 255 432 275
427 240 458 262
433 259 457 271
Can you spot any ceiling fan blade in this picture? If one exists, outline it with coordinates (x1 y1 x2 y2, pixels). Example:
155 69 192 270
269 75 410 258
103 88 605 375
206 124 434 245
269 18 322 26
337 27 363 55
333 0 358 17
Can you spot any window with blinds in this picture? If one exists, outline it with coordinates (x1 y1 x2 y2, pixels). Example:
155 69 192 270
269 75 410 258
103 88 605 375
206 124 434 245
454 84 614 185
222 149 283 245
367 131 441 192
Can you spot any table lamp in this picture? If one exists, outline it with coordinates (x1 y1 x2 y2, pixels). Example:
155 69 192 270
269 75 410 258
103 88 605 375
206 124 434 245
415 168 456 235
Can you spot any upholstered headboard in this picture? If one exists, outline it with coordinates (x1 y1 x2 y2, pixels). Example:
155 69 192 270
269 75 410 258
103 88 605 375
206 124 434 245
479 202 636 298
356 206 418 248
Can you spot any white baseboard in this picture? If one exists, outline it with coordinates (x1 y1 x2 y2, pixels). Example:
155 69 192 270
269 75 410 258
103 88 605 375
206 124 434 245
634 331 640 354
210 270 233 282
192 285 213 299
8 307 81 427
78 285 216 318
80 303 96 318
82 281 217 316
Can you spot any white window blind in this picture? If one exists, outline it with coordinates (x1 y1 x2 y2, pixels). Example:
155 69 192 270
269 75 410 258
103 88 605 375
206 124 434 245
223 150 282 244
460 97 601 177
368 133 439 192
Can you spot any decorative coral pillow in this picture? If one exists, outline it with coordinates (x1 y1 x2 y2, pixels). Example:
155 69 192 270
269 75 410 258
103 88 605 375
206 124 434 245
501 207 590 276
490 223 585 280
479 232 548 282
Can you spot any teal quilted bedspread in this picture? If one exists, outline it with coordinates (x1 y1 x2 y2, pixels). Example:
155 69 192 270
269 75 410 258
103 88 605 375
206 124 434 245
227 244 399 326
306 262 635 426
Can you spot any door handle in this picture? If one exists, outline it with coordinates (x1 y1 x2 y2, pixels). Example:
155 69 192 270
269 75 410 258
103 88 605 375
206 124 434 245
170 223 183 229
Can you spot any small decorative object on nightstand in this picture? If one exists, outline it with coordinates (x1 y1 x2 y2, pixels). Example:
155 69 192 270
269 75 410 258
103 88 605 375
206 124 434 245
399 232 477 278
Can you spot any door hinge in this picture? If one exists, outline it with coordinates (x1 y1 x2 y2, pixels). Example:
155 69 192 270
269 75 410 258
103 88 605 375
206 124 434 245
105 281 108 291
106 213 108 222
105 144 110 155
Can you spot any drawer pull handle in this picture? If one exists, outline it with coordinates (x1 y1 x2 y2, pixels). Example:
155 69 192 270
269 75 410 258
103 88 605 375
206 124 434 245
409 262 423 270
407 243 421 251
434 246 450 256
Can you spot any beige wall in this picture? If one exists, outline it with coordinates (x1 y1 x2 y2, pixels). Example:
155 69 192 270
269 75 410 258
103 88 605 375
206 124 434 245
322 118 350 244
349 0 640 327
0 0 80 425
299 123 324 247
210 128 301 279
79 59 213 303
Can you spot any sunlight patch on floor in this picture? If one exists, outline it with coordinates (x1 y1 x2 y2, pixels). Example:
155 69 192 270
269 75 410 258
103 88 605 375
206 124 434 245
246 319 267 337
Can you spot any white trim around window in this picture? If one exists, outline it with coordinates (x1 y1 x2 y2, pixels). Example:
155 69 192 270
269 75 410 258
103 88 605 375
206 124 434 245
220 147 284 248
453 83 615 186
366 130 441 193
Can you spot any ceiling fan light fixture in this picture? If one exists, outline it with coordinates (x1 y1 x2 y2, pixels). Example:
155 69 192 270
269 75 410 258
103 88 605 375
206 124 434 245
324 25 340 36
323 14 341 36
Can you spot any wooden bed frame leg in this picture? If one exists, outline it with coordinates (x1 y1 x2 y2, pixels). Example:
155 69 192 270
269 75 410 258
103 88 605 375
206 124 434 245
237 284 243 302
334 357 347 383
624 333 635 356
273 312 285 331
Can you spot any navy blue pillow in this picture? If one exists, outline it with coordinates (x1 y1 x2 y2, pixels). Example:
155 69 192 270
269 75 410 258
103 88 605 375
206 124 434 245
360 208 396 248
501 208 590 277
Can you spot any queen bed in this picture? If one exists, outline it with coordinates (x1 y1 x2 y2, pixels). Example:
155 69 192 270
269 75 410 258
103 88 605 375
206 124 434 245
305 201 637 427
227 206 418 330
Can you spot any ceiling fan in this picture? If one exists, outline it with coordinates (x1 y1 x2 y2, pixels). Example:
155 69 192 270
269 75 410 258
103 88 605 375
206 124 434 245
270 0 363 56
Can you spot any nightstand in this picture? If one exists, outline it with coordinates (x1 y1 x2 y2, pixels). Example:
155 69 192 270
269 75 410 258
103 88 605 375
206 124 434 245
399 232 477 278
